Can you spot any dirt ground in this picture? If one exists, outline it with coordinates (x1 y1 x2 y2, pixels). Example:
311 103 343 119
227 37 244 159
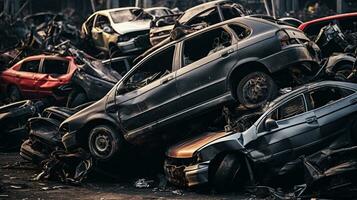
0 153 253 200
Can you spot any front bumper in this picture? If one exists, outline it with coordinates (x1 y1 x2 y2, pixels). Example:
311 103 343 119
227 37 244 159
62 131 78 150
164 161 210 187
117 34 150 54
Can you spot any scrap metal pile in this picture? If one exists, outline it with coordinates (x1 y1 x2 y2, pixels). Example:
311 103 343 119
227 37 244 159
1 0 357 199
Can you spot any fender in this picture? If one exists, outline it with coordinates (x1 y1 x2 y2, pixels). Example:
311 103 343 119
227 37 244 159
226 57 268 91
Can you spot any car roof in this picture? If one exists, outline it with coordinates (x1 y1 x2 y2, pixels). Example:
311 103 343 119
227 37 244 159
269 81 357 107
298 12 357 30
95 7 141 15
144 7 170 11
179 0 232 23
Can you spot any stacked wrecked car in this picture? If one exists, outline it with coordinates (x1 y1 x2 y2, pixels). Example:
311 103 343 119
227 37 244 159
0 1 357 198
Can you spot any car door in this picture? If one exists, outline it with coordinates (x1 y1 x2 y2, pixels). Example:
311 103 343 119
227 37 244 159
247 94 320 167
36 58 69 97
114 45 178 136
92 14 109 49
305 86 357 148
175 27 238 116
15 59 41 98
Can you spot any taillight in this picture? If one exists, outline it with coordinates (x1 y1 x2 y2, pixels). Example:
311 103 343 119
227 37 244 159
277 30 290 47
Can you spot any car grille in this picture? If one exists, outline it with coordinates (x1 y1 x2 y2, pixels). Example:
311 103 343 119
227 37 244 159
165 164 188 187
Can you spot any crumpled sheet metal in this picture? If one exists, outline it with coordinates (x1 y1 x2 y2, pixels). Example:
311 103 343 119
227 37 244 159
34 149 93 185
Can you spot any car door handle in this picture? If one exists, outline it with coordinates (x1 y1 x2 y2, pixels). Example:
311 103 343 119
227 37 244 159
305 116 317 124
221 49 234 58
160 75 174 84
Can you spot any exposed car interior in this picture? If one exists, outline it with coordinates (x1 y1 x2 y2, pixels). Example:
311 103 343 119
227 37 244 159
42 59 69 75
123 46 174 91
182 28 232 66
20 60 40 72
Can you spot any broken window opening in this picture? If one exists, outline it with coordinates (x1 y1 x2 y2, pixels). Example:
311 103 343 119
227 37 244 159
186 7 221 26
182 28 232 67
307 86 354 110
124 46 175 92
228 24 251 40
20 60 40 73
271 95 306 121
95 15 110 29
42 59 69 75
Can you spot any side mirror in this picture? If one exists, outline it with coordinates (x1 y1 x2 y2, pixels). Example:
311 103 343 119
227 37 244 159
265 118 278 131
103 26 113 34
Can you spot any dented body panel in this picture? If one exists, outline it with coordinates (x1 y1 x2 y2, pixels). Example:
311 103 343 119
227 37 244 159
164 81 357 187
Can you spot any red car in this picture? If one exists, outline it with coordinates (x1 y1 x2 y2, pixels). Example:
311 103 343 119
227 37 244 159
298 12 357 38
0 55 77 102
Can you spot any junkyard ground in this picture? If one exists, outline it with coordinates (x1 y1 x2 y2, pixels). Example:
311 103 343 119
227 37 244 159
0 153 252 200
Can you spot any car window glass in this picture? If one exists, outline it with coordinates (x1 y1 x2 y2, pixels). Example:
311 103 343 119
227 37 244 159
20 60 40 73
271 95 306 121
228 24 250 40
186 7 221 26
95 15 110 29
182 28 232 67
307 86 353 109
123 46 175 92
110 9 151 23
42 59 69 74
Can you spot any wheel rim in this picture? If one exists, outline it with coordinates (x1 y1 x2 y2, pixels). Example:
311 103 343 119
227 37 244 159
90 129 113 159
241 74 270 105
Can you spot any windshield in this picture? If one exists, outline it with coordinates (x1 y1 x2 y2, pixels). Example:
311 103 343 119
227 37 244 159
110 9 151 23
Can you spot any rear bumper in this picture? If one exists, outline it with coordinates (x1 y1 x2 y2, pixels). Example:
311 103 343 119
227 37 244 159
261 44 319 73
20 140 48 164
164 161 210 187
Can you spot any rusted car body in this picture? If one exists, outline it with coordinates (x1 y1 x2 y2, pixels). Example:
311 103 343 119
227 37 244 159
164 81 357 188
81 7 152 55
149 0 248 46
59 16 320 162
0 55 77 103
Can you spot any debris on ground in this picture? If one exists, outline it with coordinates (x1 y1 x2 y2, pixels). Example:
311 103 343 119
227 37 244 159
134 178 155 188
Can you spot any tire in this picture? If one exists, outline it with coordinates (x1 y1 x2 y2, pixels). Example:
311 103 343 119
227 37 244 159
236 72 277 109
67 90 88 108
7 85 22 102
212 154 243 192
88 125 124 161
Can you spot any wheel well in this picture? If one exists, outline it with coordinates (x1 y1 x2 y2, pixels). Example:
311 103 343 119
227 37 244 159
77 119 121 150
208 151 246 183
229 62 270 99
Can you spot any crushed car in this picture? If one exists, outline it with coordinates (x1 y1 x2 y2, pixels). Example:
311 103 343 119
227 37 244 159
20 102 92 164
0 55 77 103
81 7 152 57
67 49 133 107
164 81 357 190
0 100 45 151
59 16 322 162
149 0 248 46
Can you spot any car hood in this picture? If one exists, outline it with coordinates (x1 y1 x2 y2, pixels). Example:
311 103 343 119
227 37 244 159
112 20 151 35
166 131 229 159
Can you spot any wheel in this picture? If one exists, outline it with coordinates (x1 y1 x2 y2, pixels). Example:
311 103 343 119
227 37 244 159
212 154 244 192
7 85 22 102
88 125 124 161
236 72 277 109
66 89 88 108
